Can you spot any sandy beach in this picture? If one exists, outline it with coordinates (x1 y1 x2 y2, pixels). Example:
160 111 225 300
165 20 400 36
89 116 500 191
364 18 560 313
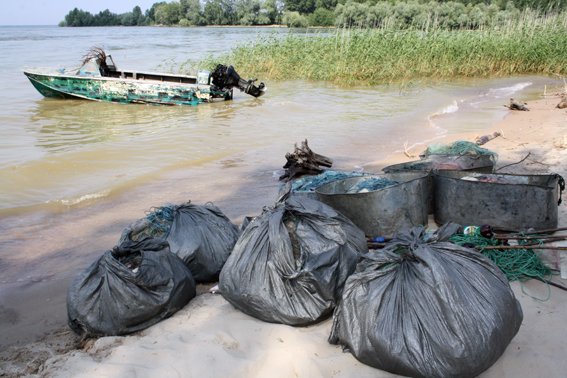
2 94 567 377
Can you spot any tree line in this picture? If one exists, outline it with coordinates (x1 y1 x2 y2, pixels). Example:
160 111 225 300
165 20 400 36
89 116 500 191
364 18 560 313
60 0 567 28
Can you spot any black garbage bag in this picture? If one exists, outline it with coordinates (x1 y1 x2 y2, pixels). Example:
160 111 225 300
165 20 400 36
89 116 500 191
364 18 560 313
120 201 239 282
67 238 196 337
329 223 523 378
219 194 368 325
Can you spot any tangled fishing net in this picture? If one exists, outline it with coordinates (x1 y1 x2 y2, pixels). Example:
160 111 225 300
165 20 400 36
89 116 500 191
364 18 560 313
292 170 366 192
422 140 497 158
345 177 398 193
449 231 551 282
127 204 176 241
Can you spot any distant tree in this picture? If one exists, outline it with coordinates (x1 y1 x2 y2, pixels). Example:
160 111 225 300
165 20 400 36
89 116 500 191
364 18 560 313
203 0 237 24
334 1 368 27
282 10 309 26
309 7 335 25
93 9 120 26
181 0 205 25
286 0 317 14
132 6 147 25
146 2 167 23
64 8 95 26
154 2 182 24
60 0 567 28
235 0 262 24
264 0 284 23
256 12 272 24
204 0 225 24
316 0 337 10
62 6 149 26
121 12 136 25
365 2 392 28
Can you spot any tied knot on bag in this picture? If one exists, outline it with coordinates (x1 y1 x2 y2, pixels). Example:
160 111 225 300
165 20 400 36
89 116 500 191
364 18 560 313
395 244 426 264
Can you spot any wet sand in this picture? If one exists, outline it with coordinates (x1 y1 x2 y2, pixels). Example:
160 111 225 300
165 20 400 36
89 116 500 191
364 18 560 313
2 95 567 376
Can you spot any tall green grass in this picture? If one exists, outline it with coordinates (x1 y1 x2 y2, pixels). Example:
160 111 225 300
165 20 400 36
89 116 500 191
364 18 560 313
199 11 567 85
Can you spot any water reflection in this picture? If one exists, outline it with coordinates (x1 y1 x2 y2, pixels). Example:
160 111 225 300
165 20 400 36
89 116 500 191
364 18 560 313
27 97 246 153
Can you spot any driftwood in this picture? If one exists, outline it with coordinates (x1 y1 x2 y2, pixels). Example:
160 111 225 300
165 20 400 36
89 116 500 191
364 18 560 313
506 98 529 111
475 131 502 146
279 140 333 181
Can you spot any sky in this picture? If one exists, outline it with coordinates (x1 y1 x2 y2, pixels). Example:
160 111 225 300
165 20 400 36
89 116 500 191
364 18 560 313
0 1 159 26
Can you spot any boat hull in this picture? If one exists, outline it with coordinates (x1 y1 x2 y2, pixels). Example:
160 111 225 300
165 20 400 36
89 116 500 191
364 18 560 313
24 71 229 106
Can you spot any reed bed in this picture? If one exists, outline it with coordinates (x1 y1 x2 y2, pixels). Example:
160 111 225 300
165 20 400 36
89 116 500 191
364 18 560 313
201 12 567 85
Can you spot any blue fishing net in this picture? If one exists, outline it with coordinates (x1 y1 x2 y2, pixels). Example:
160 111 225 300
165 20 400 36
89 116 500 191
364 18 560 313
144 205 176 237
292 170 366 192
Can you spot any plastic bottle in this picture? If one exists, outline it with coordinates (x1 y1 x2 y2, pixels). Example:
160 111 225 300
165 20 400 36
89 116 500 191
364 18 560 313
463 225 493 238
463 226 479 236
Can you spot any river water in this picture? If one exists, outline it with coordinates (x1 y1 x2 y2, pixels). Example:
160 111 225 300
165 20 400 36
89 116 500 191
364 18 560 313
0 25 561 347
0 25 558 216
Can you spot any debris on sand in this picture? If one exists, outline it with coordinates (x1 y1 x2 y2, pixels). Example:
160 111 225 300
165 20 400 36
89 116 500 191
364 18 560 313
507 98 529 111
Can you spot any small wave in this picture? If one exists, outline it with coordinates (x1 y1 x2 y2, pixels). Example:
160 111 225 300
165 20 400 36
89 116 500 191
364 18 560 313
437 100 460 116
462 82 533 109
0 189 110 217
56 190 110 207
487 82 532 98
425 100 459 137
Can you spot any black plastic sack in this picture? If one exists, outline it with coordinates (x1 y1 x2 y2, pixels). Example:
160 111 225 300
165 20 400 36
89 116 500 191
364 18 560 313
219 194 368 326
120 202 239 282
67 238 196 337
329 223 523 378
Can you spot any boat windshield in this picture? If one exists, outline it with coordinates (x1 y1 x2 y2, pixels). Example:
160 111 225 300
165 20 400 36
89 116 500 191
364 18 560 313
76 58 102 77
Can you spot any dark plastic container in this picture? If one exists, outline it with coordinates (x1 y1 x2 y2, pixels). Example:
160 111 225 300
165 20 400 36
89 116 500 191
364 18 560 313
433 170 564 231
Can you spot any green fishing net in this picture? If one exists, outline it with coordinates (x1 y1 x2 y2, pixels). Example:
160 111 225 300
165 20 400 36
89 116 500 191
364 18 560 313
422 141 497 158
449 232 551 282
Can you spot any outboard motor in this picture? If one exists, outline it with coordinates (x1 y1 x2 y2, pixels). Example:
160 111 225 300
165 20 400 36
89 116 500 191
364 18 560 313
211 64 265 98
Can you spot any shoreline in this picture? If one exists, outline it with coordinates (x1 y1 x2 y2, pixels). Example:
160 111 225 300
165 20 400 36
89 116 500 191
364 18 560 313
2 95 567 376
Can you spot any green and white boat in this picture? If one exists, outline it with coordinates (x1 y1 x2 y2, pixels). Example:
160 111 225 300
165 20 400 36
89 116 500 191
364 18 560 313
24 48 265 106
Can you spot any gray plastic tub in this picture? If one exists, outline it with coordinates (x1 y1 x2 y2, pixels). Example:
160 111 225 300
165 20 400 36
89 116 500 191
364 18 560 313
315 172 430 237
382 155 496 214
433 171 564 231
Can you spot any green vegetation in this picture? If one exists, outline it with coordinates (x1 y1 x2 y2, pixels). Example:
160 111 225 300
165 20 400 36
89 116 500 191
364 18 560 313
59 6 148 26
60 0 281 27
60 1 567 85
197 10 567 84
60 0 567 27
